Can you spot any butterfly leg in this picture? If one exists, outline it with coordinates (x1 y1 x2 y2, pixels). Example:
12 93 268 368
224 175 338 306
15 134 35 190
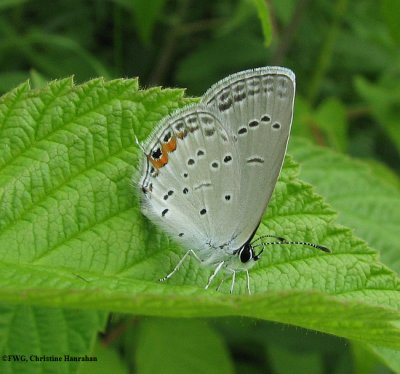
216 276 228 292
159 249 202 282
245 269 251 295
229 271 236 294
205 261 225 290
217 270 251 294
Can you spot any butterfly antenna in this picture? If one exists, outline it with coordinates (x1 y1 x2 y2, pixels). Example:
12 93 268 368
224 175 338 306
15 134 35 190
252 234 287 245
253 247 264 260
253 240 331 253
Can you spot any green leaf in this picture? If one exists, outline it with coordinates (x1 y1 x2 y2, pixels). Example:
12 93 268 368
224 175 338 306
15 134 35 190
381 0 400 45
127 0 166 45
217 0 271 47
1 78 400 354
289 137 400 271
289 138 400 369
267 345 323 374
176 33 266 94
314 97 348 152
355 74 400 155
352 343 390 374
368 345 400 373
293 96 349 151
80 340 128 374
0 0 28 11
135 319 234 374
0 304 106 373
16 31 111 80
365 158 400 189
29 69 48 89
252 0 273 47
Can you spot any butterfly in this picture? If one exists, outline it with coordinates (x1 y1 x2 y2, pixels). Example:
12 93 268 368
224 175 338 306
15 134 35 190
136 67 329 294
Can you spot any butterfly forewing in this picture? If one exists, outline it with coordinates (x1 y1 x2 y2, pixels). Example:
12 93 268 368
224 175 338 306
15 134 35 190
202 67 295 248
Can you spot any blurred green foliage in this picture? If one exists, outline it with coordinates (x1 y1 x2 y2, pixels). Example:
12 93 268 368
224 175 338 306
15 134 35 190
1 0 399 169
1 0 399 373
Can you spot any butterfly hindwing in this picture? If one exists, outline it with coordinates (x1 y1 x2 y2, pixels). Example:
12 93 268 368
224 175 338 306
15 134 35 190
140 106 243 261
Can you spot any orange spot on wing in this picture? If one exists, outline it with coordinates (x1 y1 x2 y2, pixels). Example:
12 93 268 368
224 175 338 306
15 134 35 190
164 136 177 152
176 130 187 139
147 135 177 170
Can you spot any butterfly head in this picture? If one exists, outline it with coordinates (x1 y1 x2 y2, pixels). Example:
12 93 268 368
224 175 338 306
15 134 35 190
232 241 263 270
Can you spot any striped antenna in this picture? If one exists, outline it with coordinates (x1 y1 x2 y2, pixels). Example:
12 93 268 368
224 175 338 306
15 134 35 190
252 239 331 253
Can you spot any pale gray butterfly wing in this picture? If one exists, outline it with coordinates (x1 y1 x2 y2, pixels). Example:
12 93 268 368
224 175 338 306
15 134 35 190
139 106 243 264
138 67 296 290
202 67 295 248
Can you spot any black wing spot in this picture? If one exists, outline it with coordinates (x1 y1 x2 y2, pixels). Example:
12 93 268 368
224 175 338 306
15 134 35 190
246 157 265 164
205 128 215 137
187 116 198 124
163 132 172 142
261 114 271 122
223 155 232 163
197 149 205 157
178 233 184 237
164 190 174 200
200 208 207 215
200 115 213 125
194 182 212 191
187 158 195 166
175 121 185 131
248 78 260 95
233 81 246 102
238 127 247 135
218 90 233 111
233 92 246 102
161 209 169 217
224 194 231 201
211 161 219 169
183 172 188 178
263 76 274 93
272 122 281 130
219 102 232 111
152 147 162 159
220 91 229 100
183 187 189 194
249 120 259 128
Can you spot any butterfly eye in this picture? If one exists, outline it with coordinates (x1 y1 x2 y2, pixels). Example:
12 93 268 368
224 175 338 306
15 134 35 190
239 244 253 263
